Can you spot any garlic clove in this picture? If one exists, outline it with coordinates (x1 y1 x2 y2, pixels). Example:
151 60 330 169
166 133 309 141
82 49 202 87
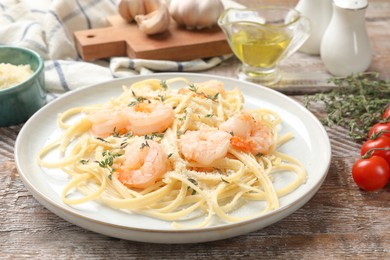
135 2 171 35
169 0 224 30
118 0 146 23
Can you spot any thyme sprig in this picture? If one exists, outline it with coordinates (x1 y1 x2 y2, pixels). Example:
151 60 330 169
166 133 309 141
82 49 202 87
187 83 220 101
96 151 122 180
160 80 168 90
305 72 390 141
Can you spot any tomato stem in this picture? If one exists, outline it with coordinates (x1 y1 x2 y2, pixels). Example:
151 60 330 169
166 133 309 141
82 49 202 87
362 147 390 159
379 116 390 123
369 129 390 140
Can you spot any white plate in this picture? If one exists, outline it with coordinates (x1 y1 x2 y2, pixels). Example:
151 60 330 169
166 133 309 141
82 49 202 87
15 73 331 243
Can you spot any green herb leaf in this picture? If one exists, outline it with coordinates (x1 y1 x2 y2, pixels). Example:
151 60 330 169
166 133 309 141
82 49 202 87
188 84 198 93
187 178 198 195
96 151 122 177
140 141 150 150
221 177 230 184
160 80 168 90
79 159 89 164
207 92 220 101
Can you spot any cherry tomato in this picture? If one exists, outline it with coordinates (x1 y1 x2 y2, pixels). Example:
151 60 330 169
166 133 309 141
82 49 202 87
352 156 390 191
368 122 390 139
383 107 390 120
361 135 390 165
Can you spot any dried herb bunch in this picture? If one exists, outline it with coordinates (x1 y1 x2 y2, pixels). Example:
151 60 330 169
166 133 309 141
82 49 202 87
305 72 390 142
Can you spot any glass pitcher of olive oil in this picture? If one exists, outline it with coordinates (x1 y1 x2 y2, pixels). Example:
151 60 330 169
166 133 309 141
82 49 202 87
218 7 310 86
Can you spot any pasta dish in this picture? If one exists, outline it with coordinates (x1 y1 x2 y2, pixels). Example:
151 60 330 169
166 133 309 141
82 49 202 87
37 77 307 228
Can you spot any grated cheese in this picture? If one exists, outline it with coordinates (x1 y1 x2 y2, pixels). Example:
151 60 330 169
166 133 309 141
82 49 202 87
0 63 33 90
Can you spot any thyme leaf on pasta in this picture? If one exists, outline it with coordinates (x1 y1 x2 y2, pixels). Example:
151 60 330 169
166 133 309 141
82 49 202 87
96 137 108 143
207 92 220 101
112 127 121 137
221 177 230 184
160 80 168 90
140 141 150 150
188 178 198 195
79 159 89 164
158 94 166 102
145 132 164 140
188 83 198 93
96 151 121 180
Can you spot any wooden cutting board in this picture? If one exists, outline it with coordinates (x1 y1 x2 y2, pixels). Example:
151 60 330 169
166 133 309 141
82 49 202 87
74 15 232 61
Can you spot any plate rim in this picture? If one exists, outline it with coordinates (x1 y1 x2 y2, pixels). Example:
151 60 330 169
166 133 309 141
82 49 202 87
15 72 331 237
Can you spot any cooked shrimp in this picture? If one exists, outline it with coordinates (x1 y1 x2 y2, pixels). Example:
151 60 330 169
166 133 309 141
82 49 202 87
117 140 168 189
88 102 174 138
179 128 231 166
125 102 175 135
88 109 129 138
219 112 274 155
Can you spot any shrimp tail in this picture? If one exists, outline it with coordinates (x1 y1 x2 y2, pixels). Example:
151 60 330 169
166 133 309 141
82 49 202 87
230 136 256 152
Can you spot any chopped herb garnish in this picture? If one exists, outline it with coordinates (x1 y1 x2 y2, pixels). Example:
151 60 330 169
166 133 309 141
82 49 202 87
137 96 147 103
188 83 198 93
145 132 164 140
96 137 108 143
188 178 198 195
153 132 165 138
160 80 168 90
205 114 214 118
221 177 230 184
79 159 89 164
128 100 138 106
229 131 234 136
140 141 150 150
168 153 173 158
177 129 187 136
128 91 148 106
158 94 166 102
125 131 133 138
119 141 128 149
96 151 121 179
112 127 121 137
207 92 220 101
188 178 198 185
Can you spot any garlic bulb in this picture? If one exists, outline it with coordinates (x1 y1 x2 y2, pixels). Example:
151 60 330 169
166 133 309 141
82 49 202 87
169 0 224 30
118 0 170 35
118 0 146 22
135 1 171 35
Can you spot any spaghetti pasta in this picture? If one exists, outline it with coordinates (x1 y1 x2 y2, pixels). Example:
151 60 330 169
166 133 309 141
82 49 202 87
37 77 307 228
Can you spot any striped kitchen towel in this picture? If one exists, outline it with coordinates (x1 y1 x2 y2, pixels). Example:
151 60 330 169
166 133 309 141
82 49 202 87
0 0 233 100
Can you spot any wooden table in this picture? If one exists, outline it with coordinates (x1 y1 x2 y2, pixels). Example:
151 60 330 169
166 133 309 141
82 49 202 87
1 0 389 258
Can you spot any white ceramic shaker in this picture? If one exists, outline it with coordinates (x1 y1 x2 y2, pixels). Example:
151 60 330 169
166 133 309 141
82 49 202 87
295 0 333 55
320 0 372 76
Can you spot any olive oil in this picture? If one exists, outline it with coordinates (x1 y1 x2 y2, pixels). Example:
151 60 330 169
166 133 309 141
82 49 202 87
231 29 292 69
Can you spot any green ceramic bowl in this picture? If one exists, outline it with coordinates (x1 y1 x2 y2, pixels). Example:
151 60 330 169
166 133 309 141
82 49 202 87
0 46 46 126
